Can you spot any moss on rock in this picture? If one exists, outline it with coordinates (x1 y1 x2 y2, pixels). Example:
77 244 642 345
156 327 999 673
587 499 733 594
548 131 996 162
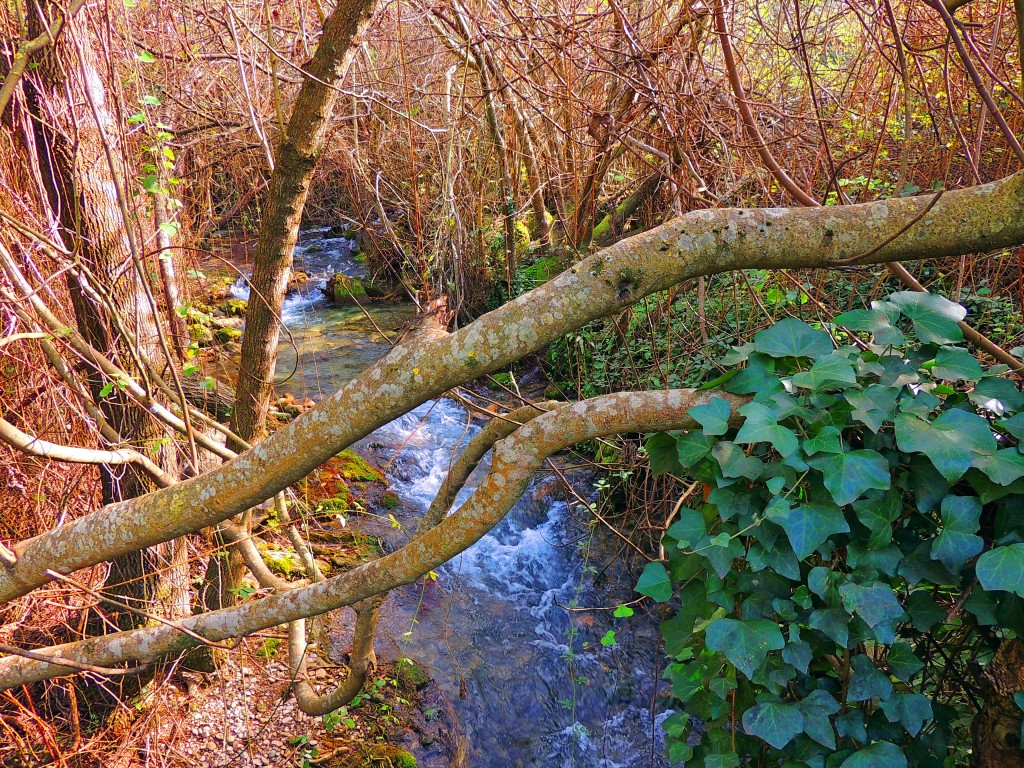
214 325 242 344
322 744 417 768
295 449 387 514
254 541 301 576
325 274 394 304
333 450 386 483
396 658 429 690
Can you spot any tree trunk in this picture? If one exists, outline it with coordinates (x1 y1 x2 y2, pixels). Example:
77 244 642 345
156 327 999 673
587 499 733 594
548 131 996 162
27 4 187 627
974 640 1024 768
232 0 378 446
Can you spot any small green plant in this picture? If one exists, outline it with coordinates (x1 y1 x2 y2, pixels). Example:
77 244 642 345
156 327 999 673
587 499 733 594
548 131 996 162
257 637 280 660
643 291 1024 766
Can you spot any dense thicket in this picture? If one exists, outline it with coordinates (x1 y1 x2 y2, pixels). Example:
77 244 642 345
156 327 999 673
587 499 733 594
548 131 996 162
1 0 1023 765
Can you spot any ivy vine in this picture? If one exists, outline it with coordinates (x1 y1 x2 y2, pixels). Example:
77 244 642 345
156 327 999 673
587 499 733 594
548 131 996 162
641 291 1024 767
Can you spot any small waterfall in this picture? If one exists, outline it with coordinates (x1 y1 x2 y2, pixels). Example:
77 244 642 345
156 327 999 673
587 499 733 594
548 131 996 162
228 231 366 321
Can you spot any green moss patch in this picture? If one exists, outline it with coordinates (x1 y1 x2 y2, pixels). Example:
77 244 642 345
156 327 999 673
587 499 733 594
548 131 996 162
295 450 387 514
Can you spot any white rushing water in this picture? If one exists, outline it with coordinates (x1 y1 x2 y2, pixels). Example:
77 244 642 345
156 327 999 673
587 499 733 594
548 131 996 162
361 399 671 768
229 230 366 321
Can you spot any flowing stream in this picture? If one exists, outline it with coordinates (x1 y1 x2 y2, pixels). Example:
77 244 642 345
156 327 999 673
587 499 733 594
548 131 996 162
227 230 671 767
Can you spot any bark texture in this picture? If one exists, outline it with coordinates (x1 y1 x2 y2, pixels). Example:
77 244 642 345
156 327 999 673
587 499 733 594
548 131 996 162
974 640 1024 768
0 389 748 688
27 4 186 624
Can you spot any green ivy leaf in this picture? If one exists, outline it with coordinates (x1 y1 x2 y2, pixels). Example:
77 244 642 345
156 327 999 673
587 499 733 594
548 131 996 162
973 450 1024 486
847 654 894 701
704 534 744 579
711 441 763 480
834 308 905 346
635 562 672 602
971 377 1024 416
840 740 908 768
839 582 905 644
741 700 805 749
880 693 932 736
661 582 706 657
158 221 180 238
667 508 706 550
725 352 783 396
791 353 858 391
767 501 849 560
600 630 617 647
613 604 634 618
965 589 999 626
645 432 683 476
803 425 842 455
836 710 867 742
895 410 997 482
667 742 693 765
807 449 890 506
899 388 942 418
1000 412 1024 440
782 633 812 674
853 491 902 550
704 753 740 768
734 402 799 457
905 590 945 631
845 384 899 433
688 397 732 436
799 690 840 749
705 618 785 679
977 544 1024 597
931 495 983 572
753 318 834 359
887 290 965 345
676 430 717 467
887 642 924 682
932 347 984 382
809 608 849 647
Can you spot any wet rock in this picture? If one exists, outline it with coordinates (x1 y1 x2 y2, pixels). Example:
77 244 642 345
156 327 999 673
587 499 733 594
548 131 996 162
396 658 430 690
324 274 394 305
288 270 311 291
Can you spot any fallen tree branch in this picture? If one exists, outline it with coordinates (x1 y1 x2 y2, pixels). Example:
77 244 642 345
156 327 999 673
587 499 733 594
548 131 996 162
714 0 1023 373
1 173 1023 605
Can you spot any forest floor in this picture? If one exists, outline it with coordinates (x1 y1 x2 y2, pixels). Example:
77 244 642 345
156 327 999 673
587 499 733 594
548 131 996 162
140 640 456 768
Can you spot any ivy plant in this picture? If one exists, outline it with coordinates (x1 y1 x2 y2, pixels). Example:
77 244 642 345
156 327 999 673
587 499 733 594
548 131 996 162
643 291 1024 767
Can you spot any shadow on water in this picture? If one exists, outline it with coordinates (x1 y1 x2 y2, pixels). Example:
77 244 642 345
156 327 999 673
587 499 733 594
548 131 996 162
235 229 673 767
